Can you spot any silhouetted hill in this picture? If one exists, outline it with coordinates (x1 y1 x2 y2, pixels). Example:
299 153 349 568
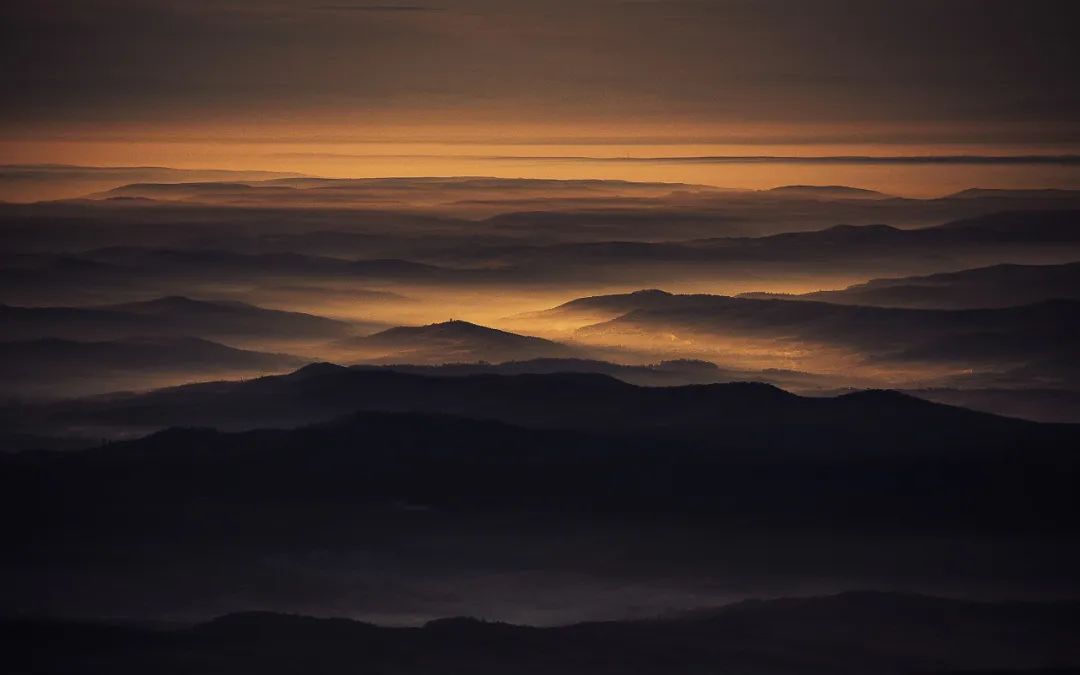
946 188 1080 200
410 209 1079 294
903 387 1080 424
4 404 1079 622
0 337 306 398
556 292 1079 378
350 357 736 387
1 363 1051 443
0 164 305 202
766 184 893 199
518 289 677 323
929 209 1080 237
5 209 1079 295
339 320 579 364
2 296 353 341
7 592 1080 674
739 261 1080 309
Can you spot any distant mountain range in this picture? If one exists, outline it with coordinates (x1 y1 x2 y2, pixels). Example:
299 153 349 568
1 363 1050 441
2 296 355 342
547 290 1079 383
765 184 894 199
3 210 1079 294
350 357 754 387
354 360 1080 423
8 592 1080 674
0 164 307 202
740 261 1080 309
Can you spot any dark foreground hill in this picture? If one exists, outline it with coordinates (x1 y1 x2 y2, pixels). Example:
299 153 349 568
4 405 1078 626
7 592 1080 675
1 363 1049 441
8 408 1076 527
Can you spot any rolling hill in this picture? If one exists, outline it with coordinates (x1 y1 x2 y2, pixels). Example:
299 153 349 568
2 296 355 342
739 261 1080 309
338 320 581 364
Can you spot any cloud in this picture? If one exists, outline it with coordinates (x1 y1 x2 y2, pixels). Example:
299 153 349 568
312 4 444 11
267 153 1080 166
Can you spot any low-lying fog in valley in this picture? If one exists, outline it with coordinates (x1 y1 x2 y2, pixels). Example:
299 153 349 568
4 172 1079 418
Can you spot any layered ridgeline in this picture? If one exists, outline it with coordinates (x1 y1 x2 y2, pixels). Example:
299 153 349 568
3 205 1079 301
1 296 356 342
740 261 1080 309
8 593 1080 675
536 289 1080 384
0 337 306 398
0 296 368 398
4 389 1079 623
0 363 1046 438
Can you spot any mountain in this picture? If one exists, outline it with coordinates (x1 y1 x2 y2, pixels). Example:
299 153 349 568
518 289 679 323
7 593 1080 674
351 358 747 387
549 291 1080 384
765 184 893 199
904 387 1080 424
338 320 580 364
4 210 1079 296
4 404 1078 624
946 188 1080 200
2 296 355 342
739 261 1080 309
0 164 306 202
87 176 714 214
0 337 306 398
1 363 1048 442
472 210 1080 287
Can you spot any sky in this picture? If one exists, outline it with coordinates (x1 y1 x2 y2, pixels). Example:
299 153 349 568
3 0 1079 194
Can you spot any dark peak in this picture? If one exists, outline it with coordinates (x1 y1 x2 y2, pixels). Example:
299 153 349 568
283 362 349 380
374 320 532 340
630 288 673 297
396 319 480 331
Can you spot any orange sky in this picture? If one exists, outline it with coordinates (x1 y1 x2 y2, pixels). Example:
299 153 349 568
2 1 1078 196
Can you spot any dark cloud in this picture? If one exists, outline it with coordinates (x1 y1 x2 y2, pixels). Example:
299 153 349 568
313 4 445 10
0 0 1077 144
